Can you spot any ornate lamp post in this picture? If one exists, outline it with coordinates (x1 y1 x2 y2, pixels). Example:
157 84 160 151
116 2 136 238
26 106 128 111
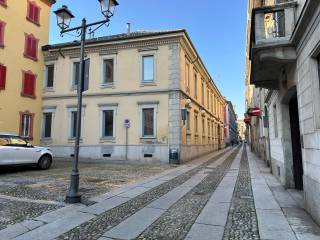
54 0 119 204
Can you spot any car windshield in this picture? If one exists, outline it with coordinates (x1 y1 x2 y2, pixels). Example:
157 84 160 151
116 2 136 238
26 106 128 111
10 136 28 146
0 136 11 146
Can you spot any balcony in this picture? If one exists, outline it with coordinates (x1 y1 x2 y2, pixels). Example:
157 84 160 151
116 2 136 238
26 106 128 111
250 1 297 89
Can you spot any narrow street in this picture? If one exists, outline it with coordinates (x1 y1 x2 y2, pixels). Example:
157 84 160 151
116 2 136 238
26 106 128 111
1 145 319 240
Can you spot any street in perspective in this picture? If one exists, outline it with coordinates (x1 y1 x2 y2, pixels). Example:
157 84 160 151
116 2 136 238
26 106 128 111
1 0 320 239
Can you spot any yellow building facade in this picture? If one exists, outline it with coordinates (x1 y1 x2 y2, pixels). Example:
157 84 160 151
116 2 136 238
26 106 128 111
0 0 55 144
42 30 225 163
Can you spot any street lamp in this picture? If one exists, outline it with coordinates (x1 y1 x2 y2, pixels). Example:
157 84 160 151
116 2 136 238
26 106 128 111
54 1 119 204
99 0 119 18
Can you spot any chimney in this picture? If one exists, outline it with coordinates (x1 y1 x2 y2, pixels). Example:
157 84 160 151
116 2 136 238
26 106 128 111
126 23 131 35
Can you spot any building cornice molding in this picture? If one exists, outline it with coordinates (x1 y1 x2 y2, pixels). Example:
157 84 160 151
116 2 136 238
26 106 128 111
43 37 180 59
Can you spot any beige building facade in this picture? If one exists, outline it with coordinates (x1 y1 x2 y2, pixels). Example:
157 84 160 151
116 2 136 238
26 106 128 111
41 30 225 163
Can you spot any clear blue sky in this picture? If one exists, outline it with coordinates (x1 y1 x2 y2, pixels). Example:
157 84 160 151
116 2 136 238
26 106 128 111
49 0 247 118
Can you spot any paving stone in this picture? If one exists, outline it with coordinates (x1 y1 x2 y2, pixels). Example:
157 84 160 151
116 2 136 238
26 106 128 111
14 211 95 240
117 186 149 198
35 204 86 224
140 179 166 188
0 224 29 240
80 196 130 215
196 202 230 226
185 223 224 240
20 220 44 230
103 207 165 240
252 181 281 210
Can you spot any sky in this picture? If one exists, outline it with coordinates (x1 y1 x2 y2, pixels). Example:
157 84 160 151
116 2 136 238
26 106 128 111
49 0 247 118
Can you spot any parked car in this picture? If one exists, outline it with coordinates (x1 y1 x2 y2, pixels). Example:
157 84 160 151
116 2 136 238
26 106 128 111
0 134 53 169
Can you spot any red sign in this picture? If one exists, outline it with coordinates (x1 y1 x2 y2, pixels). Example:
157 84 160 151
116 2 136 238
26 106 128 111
247 107 262 117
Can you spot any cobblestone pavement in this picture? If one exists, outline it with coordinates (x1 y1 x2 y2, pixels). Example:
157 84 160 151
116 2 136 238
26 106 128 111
137 148 240 240
57 149 233 240
2 146 320 240
0 161 172 230
223 146 260 240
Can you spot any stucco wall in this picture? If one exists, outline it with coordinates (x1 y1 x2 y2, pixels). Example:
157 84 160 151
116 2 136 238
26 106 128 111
0 0 52 144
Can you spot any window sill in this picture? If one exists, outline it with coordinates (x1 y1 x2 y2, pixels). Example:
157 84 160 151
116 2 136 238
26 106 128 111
26 17 40 27
140 82 156 87
21 93 36 99
0 2 7 8
41 138 53 144
43 87 55 92
186 130 191 135
100 137 116 143
140 137 157 144
68 138 83 143
101 83 115 89
24 53 38 62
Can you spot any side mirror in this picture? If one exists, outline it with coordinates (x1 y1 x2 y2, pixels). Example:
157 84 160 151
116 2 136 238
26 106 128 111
26 143 33 148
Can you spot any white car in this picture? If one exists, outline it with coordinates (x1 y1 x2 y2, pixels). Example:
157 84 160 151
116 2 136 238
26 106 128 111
0 134 53 170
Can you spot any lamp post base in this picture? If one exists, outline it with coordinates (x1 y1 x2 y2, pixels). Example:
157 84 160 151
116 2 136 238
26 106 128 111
65 194 81 204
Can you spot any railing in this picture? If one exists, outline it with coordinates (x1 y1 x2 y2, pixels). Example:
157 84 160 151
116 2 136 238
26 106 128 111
253 1 296 44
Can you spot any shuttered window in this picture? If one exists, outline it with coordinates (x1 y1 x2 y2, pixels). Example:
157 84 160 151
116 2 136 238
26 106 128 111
21 71 36 98
0 64 6 90
0 0 7 7
27 1 40 25
0 21 5 47
24 33 38 61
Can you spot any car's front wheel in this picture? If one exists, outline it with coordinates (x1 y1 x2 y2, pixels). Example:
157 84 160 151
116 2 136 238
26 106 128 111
38 155 52 170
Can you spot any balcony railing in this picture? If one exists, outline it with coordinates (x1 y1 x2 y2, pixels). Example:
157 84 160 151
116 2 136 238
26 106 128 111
253 0 296 45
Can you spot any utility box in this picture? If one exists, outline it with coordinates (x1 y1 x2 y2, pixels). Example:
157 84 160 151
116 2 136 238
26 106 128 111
169 148 180 165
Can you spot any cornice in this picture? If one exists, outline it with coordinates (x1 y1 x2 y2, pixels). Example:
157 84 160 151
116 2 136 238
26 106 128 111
43 37 180 59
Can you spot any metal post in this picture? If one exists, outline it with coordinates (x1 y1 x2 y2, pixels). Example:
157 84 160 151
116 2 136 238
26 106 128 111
125 127 128 161
65 18 86 204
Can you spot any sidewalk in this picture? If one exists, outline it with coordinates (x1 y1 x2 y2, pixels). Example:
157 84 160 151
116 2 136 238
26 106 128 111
1 145 319 240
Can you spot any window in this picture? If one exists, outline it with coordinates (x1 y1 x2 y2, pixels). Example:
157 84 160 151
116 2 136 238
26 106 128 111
72 62 80 87
70 111 78 138
42 112 52 138
273 104 278 138
102 59 114 85
102 110 114 138
19 111 34 139
207 89 210 108
27 1 40 25
10 136 29 147
202 118 206 144
194 73 198 98
21 71 36 98
45 64 54 89
142 55 154 83
0 0 7 7
194 113 198 133
24 33 38 61
0 63 6 90
142 108 154 137
0 21 6 48
186 111 190 131
0 135 10 146
185 62 190 91
201 81 205 105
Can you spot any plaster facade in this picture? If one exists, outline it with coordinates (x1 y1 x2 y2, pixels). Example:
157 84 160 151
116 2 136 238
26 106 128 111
0 0 54 144
42 30 225 164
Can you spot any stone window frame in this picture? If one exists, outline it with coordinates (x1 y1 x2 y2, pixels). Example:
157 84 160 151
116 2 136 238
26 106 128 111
138 102 159 139
67 105 86 141
98 104 118 142
43 61 56 92
41 107 56 141
185 60 190 93
193 69 198 99
310 43 320 129
100 54 117 89
69 59 81 91
140 51 157 86
273 103 278 138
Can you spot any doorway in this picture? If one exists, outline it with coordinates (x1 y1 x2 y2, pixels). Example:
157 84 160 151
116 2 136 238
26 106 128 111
289 95 303 190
